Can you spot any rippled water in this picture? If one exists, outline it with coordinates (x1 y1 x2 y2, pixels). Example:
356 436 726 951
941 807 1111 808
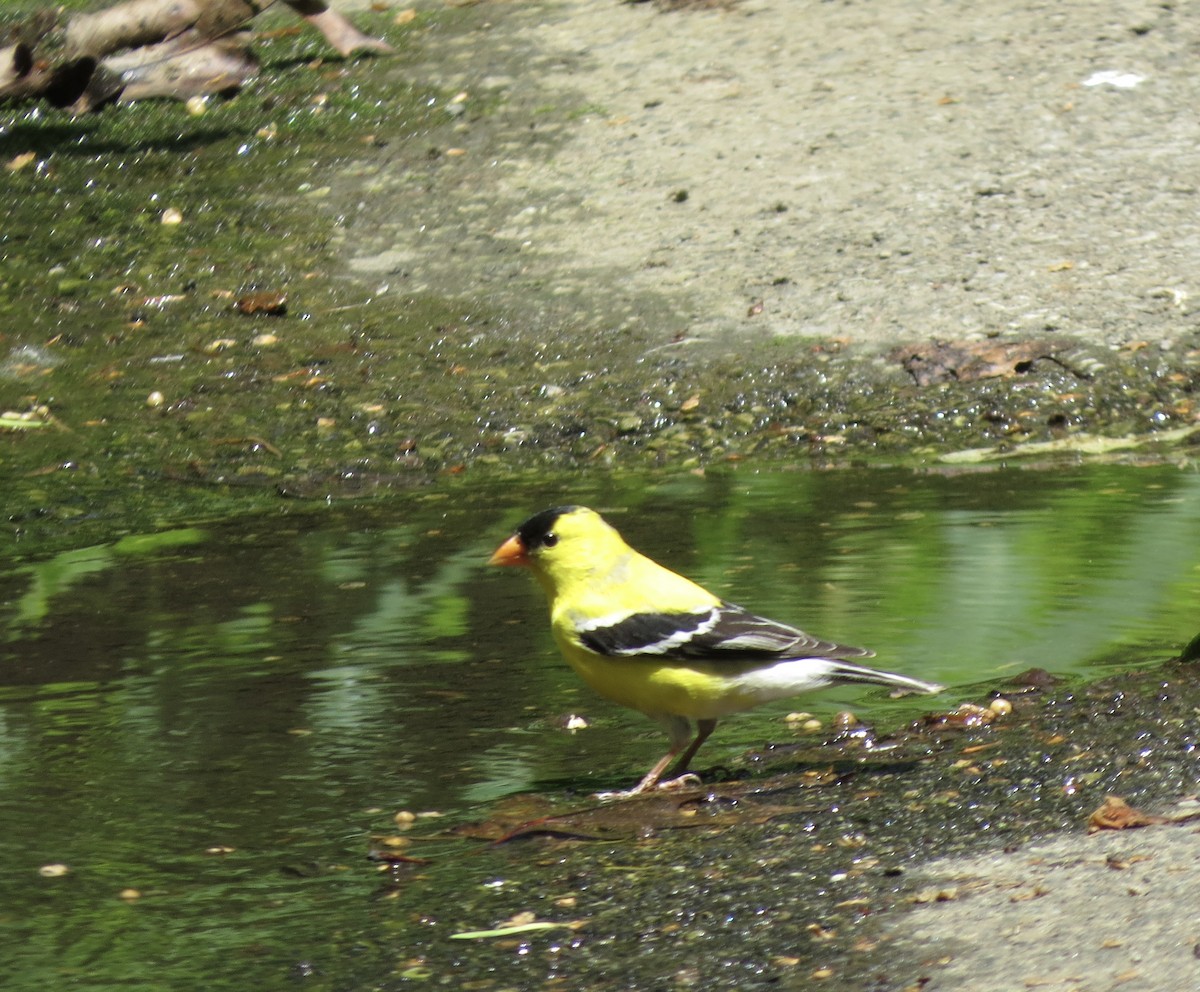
2 464 1198 988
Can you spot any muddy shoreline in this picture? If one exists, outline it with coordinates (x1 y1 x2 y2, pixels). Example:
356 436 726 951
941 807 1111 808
398 655 1200 992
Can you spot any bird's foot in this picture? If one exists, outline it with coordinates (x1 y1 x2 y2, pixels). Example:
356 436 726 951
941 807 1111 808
656 772 703 792
592 788 636 801
593 772 702 801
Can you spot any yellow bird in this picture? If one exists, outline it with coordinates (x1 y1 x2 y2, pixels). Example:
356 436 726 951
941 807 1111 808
490 505 942 797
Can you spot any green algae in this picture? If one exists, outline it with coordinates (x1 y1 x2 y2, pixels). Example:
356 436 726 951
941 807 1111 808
1 5 476 547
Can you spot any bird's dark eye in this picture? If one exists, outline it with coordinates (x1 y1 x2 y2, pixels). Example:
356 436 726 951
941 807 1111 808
542 532 558 548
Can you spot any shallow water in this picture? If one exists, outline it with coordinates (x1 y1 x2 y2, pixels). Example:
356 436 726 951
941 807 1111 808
1 464 1198 988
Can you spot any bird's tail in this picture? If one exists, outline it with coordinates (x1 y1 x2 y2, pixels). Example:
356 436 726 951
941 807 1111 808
826 660 943 696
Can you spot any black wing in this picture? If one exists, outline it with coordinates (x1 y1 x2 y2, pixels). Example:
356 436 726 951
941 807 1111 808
575 602 873 663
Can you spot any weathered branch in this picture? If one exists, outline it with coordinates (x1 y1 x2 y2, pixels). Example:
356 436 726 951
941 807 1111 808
0 41 96 108
103 34 259 102
63 0 264 60
2 0 393 110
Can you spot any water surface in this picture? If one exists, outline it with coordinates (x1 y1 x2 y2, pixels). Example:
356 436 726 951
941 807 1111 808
2 464 1198 988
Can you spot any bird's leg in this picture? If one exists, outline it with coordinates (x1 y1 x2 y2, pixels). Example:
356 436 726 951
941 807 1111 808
665 718 718 781
633 749 685 795
592 750 677 800
595 717 717 800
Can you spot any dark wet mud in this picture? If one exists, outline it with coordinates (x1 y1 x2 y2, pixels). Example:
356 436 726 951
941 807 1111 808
362 657 1200 992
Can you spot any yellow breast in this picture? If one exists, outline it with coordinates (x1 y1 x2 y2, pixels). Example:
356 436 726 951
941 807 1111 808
554 631 761 720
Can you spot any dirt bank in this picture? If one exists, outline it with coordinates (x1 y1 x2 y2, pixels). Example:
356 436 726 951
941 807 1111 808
895 797 1200 991
347 0 1200 345
326 0 1200 464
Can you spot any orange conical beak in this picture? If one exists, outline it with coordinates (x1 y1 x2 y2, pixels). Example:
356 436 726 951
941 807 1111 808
488 534 529 567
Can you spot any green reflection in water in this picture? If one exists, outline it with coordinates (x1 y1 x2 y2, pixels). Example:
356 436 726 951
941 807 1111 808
0 465 1198 989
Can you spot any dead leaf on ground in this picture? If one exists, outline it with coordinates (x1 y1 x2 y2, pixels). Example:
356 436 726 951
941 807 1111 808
1087 796 1170 834
469 792 815 844
1105 852 1153 871
1007 667 1063 690
909 886 959 904
235 291 287 316
444 771 850 845
6 151 37 172
920 702 996 730
892 339 1057 386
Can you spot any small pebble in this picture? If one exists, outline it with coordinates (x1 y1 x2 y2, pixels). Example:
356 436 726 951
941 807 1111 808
832 711 859 731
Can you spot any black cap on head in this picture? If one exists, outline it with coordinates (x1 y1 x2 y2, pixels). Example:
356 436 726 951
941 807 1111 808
515 505 578 551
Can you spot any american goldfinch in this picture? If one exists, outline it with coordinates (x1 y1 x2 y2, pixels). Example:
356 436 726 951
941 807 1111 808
490 505 943 798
